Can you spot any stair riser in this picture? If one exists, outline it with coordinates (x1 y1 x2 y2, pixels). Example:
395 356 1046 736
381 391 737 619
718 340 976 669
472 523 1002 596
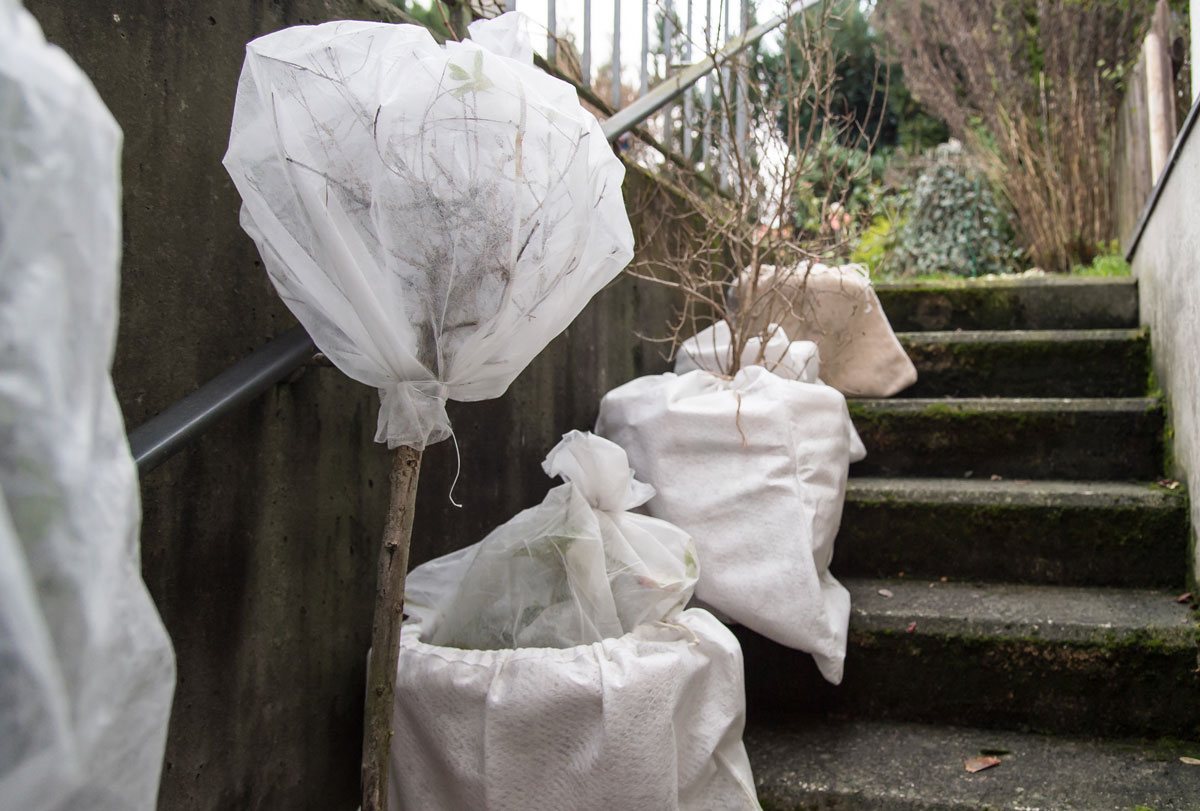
737 628 1200 740
836 500 1189 588
876 280 1139 332
897 335 1149 398
850 406 1165 480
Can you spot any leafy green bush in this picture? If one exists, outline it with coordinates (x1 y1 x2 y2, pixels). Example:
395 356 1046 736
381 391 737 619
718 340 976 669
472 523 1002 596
1070 242 1131 277
888 142 1023 278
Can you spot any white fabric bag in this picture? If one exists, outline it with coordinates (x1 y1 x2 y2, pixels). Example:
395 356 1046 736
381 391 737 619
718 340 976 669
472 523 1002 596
223 12 634 450
426 430 700 649
0 4 176 808
597 326 865 684
392 431 759 809
393 608 759 811
675 318 820 382
737 263 917 396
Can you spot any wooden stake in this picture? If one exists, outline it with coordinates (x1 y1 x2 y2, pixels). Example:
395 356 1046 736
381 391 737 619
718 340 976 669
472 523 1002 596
361 444 423 811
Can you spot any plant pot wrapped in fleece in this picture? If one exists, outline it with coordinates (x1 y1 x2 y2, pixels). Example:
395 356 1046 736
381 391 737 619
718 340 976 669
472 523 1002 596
392 431 760 810
734 262 917 398
598 323 866 684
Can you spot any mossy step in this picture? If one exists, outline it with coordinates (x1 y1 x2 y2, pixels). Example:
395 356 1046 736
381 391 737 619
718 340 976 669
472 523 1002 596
838 477 1188 588
876 276 1139 332
850 397 1165 481
738 579 1200 739
896 329 1149 398
748 718 1200 811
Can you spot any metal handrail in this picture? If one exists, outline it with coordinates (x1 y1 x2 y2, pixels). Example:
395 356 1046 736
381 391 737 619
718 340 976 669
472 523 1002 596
130 1 809 474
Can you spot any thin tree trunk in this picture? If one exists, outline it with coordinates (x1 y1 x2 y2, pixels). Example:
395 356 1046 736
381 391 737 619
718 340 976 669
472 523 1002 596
361 445 423 811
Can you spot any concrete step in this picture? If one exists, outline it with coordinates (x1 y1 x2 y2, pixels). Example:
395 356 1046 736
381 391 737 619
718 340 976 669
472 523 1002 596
896 329 1149 398
737 579 1200 740
875 276 1139 332
849 397 1165 481
837 478 1189 589
748 718 1200 810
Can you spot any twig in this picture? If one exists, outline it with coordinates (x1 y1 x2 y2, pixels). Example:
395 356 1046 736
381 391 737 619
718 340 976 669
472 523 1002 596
361 445 424 811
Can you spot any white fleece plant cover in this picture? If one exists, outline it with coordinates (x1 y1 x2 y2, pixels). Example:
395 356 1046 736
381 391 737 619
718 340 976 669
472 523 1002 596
393 432 759 809
597 325 866 683
425 430 700 650
675 318 820 382
738 263 917 397
0 4 176 808
223 12 634 450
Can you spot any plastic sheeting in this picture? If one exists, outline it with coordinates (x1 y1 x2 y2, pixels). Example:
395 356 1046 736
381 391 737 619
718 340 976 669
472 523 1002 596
597 326 866 683
0 3 176 809
223 12 634 450
424 431 699 650
737 263 917 396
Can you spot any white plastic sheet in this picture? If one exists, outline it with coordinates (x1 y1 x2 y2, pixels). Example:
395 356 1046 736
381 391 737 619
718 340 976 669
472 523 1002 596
223 12 634 449
0 4 176 809
597 327 865 683
423 430 699 649
738 263 917 396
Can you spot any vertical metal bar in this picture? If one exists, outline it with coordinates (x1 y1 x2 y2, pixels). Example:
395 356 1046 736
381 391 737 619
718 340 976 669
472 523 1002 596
584 0 593 89
682 0 694 158
547 0 557 64
612 0 622 108
640 0 650 96
736 0 749 157
662 0 675 151
719 0 731 190
702 0 712 167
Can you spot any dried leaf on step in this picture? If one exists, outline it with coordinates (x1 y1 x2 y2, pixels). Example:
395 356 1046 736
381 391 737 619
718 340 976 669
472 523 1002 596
878 588 894 598
1157 478 1181 490
906 622 917 633
965 756 1001 773
1181 756 1200 766
1176 593 1193 604
990 474 1003 481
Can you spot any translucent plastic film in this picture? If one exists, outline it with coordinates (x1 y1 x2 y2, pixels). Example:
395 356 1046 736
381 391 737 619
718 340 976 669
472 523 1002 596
0 3 175 808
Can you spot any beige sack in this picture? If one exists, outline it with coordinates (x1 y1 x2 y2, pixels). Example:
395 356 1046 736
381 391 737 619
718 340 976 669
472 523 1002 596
738 263 917 396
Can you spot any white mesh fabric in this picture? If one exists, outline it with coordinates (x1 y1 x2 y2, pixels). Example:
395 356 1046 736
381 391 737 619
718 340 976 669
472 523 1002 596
223 13 634 449
418 431 699 650
597 361 866 685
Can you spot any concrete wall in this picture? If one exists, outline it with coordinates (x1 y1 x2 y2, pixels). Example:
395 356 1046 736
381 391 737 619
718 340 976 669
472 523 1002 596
1129 107 1200 590
24 1 680 808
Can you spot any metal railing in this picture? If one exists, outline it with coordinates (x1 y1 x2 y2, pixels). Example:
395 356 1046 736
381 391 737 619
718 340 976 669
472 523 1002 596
128 0 812 473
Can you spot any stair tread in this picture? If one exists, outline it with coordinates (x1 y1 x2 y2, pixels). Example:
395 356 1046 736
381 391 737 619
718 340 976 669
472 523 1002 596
850 396 1159 413
748 717 1200 811
846 476 1184 509
897 327 1144 343
875 276 1138 292
843 578 1196 647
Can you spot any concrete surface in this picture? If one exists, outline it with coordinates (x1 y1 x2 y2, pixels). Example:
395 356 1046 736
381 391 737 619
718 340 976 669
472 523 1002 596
736 579 1200 739
748 718 1200 810
22 3 683 808
875 276 1140 332
1129 101 1200 590
848 397 1166 480
896 328 1150 398
839 478 1189 587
